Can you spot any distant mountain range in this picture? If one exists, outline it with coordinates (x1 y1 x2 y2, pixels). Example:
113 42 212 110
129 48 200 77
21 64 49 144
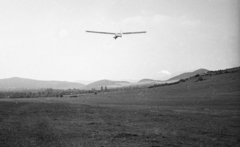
0 68 210 90
0 77 85 90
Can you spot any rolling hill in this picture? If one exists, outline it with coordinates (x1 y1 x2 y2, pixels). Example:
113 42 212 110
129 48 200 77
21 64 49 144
138 79 162 83
0 68 211 91
84 79 130 90
0 77 85 90
167 68 209 81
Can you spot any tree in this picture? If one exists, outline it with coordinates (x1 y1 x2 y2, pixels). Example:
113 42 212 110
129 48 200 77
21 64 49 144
105 86 107 92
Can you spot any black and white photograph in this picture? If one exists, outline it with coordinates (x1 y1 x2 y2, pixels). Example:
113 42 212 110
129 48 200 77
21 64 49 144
0 0 239 146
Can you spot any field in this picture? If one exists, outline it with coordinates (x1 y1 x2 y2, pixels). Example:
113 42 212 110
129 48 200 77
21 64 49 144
1 70 240 146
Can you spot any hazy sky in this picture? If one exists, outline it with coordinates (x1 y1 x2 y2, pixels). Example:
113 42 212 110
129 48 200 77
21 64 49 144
0 0 239 82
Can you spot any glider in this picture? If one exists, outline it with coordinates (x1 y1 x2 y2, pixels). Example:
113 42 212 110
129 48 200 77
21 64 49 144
86 30 146 39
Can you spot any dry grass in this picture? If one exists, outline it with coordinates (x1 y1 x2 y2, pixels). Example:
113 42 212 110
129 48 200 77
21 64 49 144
0 70 240 146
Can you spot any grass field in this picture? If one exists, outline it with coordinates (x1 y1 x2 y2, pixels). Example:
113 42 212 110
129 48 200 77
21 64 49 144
1 70 240 146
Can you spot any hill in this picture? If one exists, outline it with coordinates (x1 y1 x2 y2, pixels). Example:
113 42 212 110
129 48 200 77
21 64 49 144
84 79 130 90
138 79 162 83
167 68 209 81
0 77 85 90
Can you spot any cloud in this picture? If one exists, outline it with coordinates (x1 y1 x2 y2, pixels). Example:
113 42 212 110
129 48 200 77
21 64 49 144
150 14 201 28
158 70 171 75
120 14 201 29
59 29 69 38
120 16 147 27
151 15 174 24
180 19 201 27
121 15 174 26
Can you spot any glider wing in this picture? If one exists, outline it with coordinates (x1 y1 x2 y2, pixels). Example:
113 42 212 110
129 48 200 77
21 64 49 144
86 30 115 35
122 31 147 34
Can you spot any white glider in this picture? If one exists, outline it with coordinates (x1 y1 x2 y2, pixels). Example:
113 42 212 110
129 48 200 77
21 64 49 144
86 30 146 39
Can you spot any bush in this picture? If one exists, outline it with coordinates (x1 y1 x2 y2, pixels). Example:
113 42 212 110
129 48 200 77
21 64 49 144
179 79 186 82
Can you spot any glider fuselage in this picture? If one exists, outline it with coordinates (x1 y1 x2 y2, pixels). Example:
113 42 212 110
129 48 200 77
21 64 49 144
114 33 122 39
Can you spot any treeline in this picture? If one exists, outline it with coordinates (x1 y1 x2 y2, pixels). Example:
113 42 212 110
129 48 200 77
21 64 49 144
148 81 182 89
0 84 153 98
0 88 98 98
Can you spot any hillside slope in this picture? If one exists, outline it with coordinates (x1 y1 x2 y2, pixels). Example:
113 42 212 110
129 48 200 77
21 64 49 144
167 68 209 81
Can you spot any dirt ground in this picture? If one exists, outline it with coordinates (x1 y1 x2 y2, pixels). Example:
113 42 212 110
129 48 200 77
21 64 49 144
0 70 240 146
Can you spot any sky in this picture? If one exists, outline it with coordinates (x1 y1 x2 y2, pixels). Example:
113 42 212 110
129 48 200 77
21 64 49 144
0 0 239 82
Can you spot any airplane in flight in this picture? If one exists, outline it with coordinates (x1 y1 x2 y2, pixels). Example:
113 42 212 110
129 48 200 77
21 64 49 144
85 30 147 39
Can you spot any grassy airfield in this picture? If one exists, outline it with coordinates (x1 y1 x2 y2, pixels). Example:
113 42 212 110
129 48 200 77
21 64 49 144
0 68 240 146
